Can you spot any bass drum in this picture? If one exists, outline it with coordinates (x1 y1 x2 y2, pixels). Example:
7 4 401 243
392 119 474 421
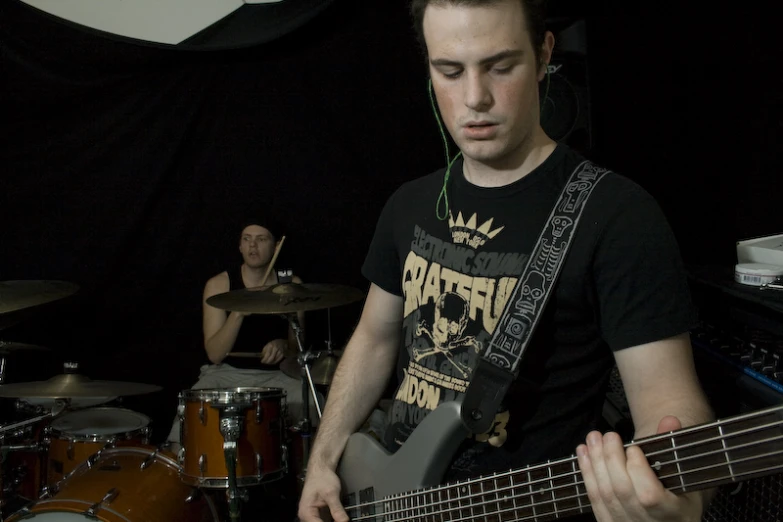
5 446 218 522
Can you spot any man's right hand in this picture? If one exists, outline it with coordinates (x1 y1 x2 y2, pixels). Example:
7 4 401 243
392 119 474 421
297 464 350 522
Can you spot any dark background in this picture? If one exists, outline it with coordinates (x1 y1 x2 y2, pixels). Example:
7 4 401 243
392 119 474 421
0 0 780 442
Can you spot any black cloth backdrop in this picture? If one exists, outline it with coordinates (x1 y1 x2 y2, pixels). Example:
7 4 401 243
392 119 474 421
0 0 780 441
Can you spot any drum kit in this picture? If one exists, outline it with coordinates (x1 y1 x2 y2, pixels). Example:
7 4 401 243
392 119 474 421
203 281 363 521
0 279 364 522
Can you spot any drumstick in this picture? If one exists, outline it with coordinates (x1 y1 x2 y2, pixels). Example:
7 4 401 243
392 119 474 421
225 352 263 358
260 235 286 286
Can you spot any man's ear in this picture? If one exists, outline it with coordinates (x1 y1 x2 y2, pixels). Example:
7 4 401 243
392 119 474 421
538 30 556 81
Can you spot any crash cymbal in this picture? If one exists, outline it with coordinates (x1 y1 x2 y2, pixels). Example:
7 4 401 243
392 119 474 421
0 280 80 315
279 351 341 385
0 341 51 355
206 283 365 314
0 373 162 398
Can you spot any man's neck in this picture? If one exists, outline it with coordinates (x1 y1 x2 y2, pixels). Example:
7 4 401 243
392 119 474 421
462 132 557 188
241 263 273 288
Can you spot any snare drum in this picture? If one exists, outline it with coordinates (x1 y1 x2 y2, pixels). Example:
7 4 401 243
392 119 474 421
178 387 286 488
47 408 151 485
5 446 218 522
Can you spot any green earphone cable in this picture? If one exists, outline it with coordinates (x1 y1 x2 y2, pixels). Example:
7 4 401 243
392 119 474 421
428 79 462 221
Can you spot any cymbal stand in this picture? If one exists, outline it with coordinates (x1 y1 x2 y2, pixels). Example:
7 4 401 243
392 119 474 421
283 312 325 490
324 307 335 355
217 403 250 522
285 313 323 421
0 355 6 384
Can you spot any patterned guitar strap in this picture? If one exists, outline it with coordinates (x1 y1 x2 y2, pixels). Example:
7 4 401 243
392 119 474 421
460 159 612 434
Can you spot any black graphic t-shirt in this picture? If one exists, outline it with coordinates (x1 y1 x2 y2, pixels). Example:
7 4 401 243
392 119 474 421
361 145 696 479
211 265 289 371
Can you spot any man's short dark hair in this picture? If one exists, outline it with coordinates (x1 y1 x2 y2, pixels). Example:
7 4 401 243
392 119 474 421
409 0 548 68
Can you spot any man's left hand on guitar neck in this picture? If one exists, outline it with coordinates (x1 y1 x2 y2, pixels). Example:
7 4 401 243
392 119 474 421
577 415 712 522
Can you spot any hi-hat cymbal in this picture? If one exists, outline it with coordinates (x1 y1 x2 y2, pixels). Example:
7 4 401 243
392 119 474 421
311 353 339 385
206 283 365 314
279 351 342 385
0 373 162 399
0 341 51 355
0 280 80 315
279 357 300 380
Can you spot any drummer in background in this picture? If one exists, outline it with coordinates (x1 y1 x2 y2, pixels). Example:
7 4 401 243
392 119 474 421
165 218 318 449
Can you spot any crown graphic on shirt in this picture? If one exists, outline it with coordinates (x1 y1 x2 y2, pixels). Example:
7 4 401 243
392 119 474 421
448 211 504 248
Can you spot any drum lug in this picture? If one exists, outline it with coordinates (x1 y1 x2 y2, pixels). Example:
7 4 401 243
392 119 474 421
256 452 263 473
84 487 119 518
199 453 207 474
10 506 33 519
199 401 206 425
255 402 263 424
87 449 103 468
67 440 75 461
281 442 289 471
39 483 55 499
177 445 185 466
140 448 159 470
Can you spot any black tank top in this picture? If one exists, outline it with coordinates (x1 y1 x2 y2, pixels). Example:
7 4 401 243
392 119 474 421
222 265 289 370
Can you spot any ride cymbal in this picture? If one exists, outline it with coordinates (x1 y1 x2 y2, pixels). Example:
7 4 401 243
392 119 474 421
206 283 365 314
0 373 162 398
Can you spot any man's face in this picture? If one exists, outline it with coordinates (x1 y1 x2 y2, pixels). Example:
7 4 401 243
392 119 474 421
423 0 551 168
238 225 276 268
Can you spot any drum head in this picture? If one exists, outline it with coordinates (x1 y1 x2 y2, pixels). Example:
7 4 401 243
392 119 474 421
9 514 92 521
180 387 285 404
51 407 150 436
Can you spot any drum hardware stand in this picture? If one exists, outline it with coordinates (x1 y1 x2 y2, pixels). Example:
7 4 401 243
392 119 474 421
285 313 323 420
284 308 337 489
218 403 251 522
0 399 68 436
